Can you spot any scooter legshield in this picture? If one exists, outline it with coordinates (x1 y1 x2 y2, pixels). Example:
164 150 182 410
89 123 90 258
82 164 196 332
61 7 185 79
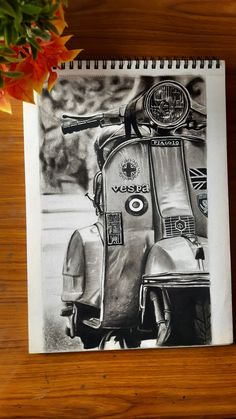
101 141 154 328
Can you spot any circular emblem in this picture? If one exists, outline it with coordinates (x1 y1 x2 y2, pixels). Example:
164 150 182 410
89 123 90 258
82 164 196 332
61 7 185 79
119 159 140 180
125 195 148 216
144 81 190 128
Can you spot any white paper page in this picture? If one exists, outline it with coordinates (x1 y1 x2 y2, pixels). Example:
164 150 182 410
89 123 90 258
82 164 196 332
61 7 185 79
24 60 233 353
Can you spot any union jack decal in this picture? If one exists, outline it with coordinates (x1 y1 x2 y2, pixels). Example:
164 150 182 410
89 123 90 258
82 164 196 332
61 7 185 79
189 168 207 190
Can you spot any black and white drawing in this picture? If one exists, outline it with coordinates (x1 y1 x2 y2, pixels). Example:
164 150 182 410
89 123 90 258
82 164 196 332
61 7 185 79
38 73 211 352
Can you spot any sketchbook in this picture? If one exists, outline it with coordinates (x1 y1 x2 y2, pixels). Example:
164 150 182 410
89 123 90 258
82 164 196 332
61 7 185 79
23 59 233 353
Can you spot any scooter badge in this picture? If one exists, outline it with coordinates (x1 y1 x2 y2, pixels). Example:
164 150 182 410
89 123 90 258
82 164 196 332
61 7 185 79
119 159 140 180
197 193 208 217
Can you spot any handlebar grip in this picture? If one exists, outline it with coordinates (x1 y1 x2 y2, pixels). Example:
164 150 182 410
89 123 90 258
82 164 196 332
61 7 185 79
61 120 82 134
61 110 124 135
61 119 100 134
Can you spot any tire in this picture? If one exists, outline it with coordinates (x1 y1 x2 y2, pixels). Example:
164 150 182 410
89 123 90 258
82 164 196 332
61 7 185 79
161 288 211 346
194 292 211 345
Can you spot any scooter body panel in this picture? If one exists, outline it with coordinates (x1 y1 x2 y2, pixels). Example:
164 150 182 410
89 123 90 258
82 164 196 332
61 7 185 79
145 236 208 276
150 137 195 241
62 229 85 302
62 224 103 307
184 140 207 237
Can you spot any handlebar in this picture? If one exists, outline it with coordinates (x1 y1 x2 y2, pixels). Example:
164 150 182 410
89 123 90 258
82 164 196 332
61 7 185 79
61 81 207 135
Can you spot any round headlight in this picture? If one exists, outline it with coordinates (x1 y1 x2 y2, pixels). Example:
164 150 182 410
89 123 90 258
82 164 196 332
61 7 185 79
144 81 190 128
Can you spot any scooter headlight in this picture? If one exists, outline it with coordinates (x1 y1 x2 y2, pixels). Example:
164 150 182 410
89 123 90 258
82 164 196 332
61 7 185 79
144 81 191 128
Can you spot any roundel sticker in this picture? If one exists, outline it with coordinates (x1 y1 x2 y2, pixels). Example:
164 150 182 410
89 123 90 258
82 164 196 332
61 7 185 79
125 194 148 216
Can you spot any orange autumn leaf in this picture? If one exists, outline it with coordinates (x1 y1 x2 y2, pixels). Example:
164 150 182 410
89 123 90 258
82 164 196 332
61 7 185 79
7 54 46 95
58 47 82 62
0 89 12 114
44 37 82 90
53 4 68 35
4 35 81 101
5 74 34 103
33 36 81 92
47 70 57 92
40 35 82 65
24 55 49 94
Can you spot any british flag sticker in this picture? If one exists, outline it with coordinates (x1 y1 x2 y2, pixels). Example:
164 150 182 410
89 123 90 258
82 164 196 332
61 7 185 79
189 168 207 190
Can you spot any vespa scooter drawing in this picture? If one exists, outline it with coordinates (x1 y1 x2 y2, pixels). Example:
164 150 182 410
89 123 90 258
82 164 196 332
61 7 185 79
60 79 211 349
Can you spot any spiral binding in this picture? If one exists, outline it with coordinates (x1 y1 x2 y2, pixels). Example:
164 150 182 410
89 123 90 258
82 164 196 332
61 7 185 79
58 58 220 71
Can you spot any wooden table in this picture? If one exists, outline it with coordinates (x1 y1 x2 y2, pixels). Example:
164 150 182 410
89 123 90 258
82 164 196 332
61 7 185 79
0 1 236 417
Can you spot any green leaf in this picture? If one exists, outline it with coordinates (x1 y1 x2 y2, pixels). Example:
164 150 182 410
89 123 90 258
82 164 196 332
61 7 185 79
0 11 7 18
31 27 51 41
31 44 38 60
28 36 41 51
1 55 22 63
0 45 14 54
28 35 41 60
41 4 51 15
21 4 42 16
0 56 11 63
11 26 18 45
0 74 4 88
3 70 23 78
0 1 16 18
14 10 23 32
43 20 59 35
4 24 13 46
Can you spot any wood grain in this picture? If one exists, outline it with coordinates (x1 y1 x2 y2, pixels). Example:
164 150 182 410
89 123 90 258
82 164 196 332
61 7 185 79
0 0 236 417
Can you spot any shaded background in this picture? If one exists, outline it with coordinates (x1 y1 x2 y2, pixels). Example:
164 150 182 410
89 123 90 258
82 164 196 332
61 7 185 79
39 76 137 193
0 0 236 418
